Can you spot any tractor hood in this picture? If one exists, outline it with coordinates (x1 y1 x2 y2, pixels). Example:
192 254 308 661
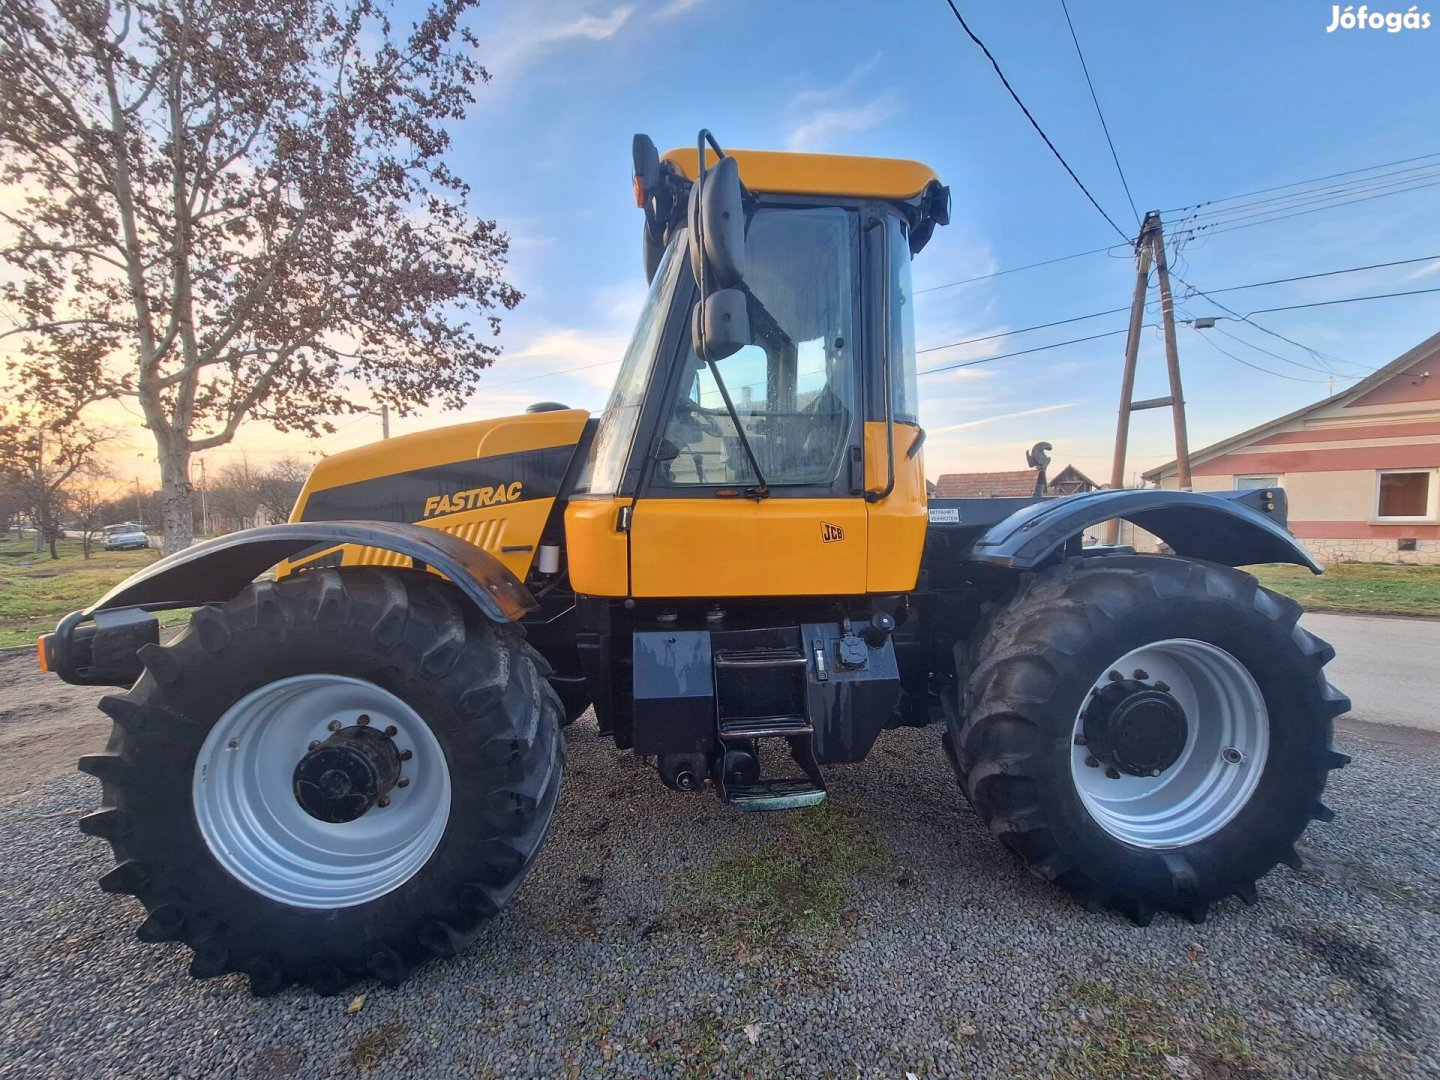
286 407 590 580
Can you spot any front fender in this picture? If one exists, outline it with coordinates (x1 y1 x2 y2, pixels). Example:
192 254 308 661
968 488 1322 573
42 521 537 685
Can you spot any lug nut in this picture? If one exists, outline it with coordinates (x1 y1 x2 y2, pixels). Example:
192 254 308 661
1151 768 1162 777
1222 747 1244 765
308 740 321 751
384 725 398 737
1105 766 1121 780
357 714 370 727
227 738 239 749
1108 670 1122 682
1084 755 1100 768
1154 681 1169 693
399 749 413 761
327 719 342 732
396 777 410 788
1133 669 1149 681
378 795 391 808
1074 733 1087 746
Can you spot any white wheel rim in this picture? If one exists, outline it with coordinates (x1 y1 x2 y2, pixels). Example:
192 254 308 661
1070 638 1269 849
193 675 451 909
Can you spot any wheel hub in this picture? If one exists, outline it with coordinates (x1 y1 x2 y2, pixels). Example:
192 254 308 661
1082 678 1189 777
293 726 402 823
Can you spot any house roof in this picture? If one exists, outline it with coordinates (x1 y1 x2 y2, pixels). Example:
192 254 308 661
1049 464 1099 488
1143 328 1440 481
934 470 1039 498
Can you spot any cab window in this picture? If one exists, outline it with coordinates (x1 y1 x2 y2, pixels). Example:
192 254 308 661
654 207 857 488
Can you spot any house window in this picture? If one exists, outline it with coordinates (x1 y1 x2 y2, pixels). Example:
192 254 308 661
1376 469 1434 521
1235 475 1279 490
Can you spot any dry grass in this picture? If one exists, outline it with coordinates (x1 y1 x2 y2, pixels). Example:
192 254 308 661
1251 562 1440 618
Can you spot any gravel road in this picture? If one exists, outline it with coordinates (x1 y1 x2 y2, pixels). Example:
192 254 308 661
2 651 1439 1078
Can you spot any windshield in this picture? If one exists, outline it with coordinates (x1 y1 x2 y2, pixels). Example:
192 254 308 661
577 232 687 495
655 207 858 488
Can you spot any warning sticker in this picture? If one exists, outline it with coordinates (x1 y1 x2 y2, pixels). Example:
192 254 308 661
928 507 961 524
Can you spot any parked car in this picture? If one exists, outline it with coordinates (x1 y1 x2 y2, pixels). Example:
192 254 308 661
101 523 149 551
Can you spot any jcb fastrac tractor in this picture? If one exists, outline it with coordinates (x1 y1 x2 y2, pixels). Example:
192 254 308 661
43 133 1350 996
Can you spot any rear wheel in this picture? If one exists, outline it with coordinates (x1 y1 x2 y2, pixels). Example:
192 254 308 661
949 555 1350 924
78 567 564 994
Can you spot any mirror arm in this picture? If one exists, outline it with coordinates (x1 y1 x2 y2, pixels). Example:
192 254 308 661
701 355 769 499
865 219 896 504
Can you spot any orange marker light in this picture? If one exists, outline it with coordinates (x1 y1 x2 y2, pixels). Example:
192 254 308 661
633 174 645 208
36 635 50 673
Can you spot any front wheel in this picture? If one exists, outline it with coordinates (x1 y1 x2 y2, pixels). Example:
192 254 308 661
950 555 1350 924
78 567 564 995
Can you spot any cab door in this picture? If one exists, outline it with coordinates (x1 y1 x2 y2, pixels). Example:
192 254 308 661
627 206 870 598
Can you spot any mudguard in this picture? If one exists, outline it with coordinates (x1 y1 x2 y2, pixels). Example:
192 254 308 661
41 521 537 686
967 487 1322 573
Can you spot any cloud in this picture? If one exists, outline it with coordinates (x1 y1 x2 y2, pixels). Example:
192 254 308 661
782 57 900 152
927 402 1078 436
654 0 704 16
484 4 636 79
1406 258 1440 281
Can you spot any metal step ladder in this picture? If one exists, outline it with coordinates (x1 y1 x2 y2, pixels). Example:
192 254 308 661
713 648 826 811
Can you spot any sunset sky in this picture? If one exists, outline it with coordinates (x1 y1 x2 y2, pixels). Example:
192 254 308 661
9 0 1440 491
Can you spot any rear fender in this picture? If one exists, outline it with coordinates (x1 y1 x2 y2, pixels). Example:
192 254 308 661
967 488 1322 573
41 521 537 686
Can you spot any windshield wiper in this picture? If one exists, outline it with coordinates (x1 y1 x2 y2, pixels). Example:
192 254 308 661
700 356 769 499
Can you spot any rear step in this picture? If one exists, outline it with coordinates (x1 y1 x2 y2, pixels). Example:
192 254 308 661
725 777 827 812
712 647 826 811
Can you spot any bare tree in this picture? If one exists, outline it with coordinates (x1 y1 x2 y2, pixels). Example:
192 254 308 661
253 456 310 523
205 458 260 533
0 0 520 553
0 403 110 558
69 463 117 558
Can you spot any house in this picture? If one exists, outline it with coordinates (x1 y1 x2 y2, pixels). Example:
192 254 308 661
1144 329 1440 564
933 465 1099 499
1048 464 1100 495
934 470 1041 498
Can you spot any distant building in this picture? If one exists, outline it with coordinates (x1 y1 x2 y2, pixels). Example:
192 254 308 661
1048 464 1100 495
1144 329 1440 565
933 464 1098 499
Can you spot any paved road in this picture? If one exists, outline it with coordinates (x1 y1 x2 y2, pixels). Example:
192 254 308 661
1304 611 1440 733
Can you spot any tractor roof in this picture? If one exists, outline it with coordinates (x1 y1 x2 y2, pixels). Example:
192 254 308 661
662 146 939 201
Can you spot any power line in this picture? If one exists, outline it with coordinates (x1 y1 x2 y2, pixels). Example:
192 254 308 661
1160 149 1440 214
916 242 1122 295
1245 286 1440 316
1166 177 1440 244
939 0 1132 244
1210 324 1368 377
1058 0 1139 225
918 305 1131 355
1196 253 1440 296
1186 323 1329 385
1170 270 1345 368
1170 170 1440 233
919 325 1138 377
1169 161 1440 225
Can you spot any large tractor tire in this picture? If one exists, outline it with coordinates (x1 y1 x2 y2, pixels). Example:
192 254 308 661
77 567 564 995
949 555 1349 925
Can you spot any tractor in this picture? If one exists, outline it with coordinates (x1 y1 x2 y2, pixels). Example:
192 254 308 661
41 132 1350 996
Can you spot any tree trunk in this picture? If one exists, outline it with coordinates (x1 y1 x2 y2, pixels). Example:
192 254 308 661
157 442 195 554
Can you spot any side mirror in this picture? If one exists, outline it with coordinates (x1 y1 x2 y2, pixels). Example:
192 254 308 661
633 134 669 284
691 287 751 361
687 154 746 292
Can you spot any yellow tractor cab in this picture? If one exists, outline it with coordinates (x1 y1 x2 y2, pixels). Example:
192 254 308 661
43 131 1347 997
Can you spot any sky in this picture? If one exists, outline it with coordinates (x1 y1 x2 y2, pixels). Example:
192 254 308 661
88 0 1440 485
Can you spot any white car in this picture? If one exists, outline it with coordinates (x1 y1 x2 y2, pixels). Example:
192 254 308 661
101 523 149 551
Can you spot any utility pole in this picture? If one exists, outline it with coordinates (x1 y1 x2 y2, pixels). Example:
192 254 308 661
380 403 390 439
197 458 209 537
1105 211 1194 543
